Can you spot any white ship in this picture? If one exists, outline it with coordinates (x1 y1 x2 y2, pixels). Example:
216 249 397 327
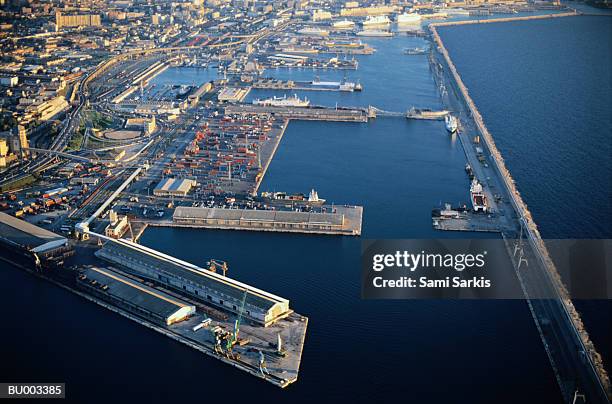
362 15 391 28
253 94 310 107
312 77 362 92
397 12 422 24
260 189 325 205
356 30 393 37
470 179 488 213
308 189 325 205
332 20 355 29
445 114 458 133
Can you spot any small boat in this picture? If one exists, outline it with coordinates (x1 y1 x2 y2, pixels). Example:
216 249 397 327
445 114 458 133
404 47 427 55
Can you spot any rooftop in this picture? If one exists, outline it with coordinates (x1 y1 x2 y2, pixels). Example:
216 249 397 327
174 206 345 226
79 266 194 320
96 237 289 313
0 212 67 253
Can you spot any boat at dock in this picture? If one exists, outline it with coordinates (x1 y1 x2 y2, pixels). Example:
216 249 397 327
362 15 391 28
332 20 355 29
470 178 488 213
260 189 326 205
465 163 474 180
312 77 362 92
445 114 458 133
253 94 310 107
404 47 428 55
356 30 393 37
406 107 449 120
397 12 422 24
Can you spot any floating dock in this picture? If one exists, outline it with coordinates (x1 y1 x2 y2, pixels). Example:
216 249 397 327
159 205 363 236
225 104 369 122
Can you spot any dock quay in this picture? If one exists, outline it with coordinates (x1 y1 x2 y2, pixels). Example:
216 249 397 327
156 205 363 236
224 104 369 122
251 78 362 92
432 211 502 232
89 233 308 387
430 15 610 402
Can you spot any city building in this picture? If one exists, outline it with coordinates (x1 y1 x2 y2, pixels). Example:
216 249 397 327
56 11 102 31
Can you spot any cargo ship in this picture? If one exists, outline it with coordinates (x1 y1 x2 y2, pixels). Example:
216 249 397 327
404 47 427 55
332 20 355 29
260 189 326 205
362 15 391 28
312 77 362 92
356 30 393 37
406 107 449 120
397 12 422 24
253 94 310 107
470 179 488 213
445 114 458 133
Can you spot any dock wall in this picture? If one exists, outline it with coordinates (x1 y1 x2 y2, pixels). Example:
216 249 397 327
225 105 369 122
430 16 610 400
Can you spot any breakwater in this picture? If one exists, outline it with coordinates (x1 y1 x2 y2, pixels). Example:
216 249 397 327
430 15 610 401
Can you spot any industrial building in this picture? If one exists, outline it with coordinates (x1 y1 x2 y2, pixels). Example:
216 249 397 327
173 206 346 232
153 178 195 197
0 212 72 266
55 11 101 30
77 266 195 326
105 210 129 239
95 237 291 326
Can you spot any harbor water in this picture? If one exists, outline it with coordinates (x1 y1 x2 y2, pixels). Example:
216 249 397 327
3 17 609 403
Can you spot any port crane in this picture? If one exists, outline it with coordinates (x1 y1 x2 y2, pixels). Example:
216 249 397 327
226 289 248 354
207 259 229 276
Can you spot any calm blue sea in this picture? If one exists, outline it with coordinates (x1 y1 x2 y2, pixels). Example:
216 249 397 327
3 16 608 404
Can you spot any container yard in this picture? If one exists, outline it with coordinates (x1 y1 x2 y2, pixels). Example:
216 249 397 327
162 112 288 196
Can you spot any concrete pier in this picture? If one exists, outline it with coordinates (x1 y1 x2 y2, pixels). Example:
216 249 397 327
225 104 369 122
162 205 363 236
430 16 610 402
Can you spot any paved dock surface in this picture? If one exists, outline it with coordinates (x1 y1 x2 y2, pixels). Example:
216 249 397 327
152 205 363 236
225 104 369 122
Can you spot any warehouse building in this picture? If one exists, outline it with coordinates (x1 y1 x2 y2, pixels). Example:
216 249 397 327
95 237 290 326
153 178 195 197
173 206 345 232
77 267 195 326
0 212 72 266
